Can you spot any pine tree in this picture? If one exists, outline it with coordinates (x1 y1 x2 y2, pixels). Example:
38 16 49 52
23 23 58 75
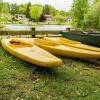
25 2 31 19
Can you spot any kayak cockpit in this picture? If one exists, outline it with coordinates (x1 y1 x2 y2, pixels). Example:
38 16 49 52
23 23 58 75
9 38 33 48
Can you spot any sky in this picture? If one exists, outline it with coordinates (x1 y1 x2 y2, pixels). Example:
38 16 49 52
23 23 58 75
3 0 73 11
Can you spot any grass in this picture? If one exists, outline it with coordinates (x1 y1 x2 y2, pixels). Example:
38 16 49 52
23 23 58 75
0 45 100 100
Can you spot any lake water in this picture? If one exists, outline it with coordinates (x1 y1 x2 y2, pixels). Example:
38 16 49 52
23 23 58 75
3 24 71 31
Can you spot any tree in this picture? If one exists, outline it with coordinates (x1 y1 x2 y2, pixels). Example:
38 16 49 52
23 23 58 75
51 6 56 16
25 2 31 18
55 15 65 24
71 0 89 28
60 10 67 16
9 3 19 15
83 1 100 29
30 5 43 22
43 4 56 16
0 1 3 23
43 4 52 15
0 2 9 14
0 2 11 23
0 1 3 13
1 2 9 14
19 4 27 14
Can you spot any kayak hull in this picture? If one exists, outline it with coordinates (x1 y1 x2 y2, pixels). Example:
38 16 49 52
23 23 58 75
44 37 100 52
34 38 100 59
61 31 100 47
2 38 62 68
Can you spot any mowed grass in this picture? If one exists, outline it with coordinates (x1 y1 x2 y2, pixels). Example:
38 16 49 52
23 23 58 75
0 45 100 100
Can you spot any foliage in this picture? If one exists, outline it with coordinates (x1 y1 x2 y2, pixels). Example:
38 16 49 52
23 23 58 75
0 2 3 23
55 15 65 24
54 10 60 16
43 4 56 16
59 10 67 17
30 5 43 22
83 1 100 29
0 2 3 13
71 0 89 28
0 2 9 14
25 2 31 19
43 4 51 15
1 14 11 23
9 3 19 15
0 1 71 24
51 7 56 16
0 2 11 23
19 4 28 14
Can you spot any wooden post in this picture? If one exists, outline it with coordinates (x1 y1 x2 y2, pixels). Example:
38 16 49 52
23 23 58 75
66 27 70 31
31 27 35 38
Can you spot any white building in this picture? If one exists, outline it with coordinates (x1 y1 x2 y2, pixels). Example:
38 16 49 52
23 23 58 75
14 14 29 23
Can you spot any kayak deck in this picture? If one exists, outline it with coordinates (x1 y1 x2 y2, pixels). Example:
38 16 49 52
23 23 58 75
44 37 100 52
34 38 100 59
2 38 62 68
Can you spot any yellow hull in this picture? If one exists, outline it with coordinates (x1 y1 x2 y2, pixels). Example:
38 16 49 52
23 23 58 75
45 37 100 52
1 38 62 68
34 38 100 59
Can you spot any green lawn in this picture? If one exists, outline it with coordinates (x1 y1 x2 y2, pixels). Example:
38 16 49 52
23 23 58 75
0 45 100 100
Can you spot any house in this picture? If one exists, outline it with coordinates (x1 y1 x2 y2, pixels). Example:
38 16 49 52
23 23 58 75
13 14 29 23
40 14 53 22
65 16 73 23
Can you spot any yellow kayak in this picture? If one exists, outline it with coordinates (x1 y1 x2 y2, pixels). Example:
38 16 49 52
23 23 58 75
1 38 62 68
44 37 100 52
33 38 100 59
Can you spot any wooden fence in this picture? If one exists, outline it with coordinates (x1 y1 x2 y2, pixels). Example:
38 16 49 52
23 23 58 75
0 28 62 37
0 30 34 35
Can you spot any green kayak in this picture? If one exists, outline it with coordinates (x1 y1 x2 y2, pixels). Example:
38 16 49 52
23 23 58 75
60 31 100 47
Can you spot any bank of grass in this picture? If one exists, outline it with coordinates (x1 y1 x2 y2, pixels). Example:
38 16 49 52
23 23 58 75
0 45 100 100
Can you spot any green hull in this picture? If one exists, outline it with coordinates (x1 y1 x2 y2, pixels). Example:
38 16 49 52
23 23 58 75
61 31 100 47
